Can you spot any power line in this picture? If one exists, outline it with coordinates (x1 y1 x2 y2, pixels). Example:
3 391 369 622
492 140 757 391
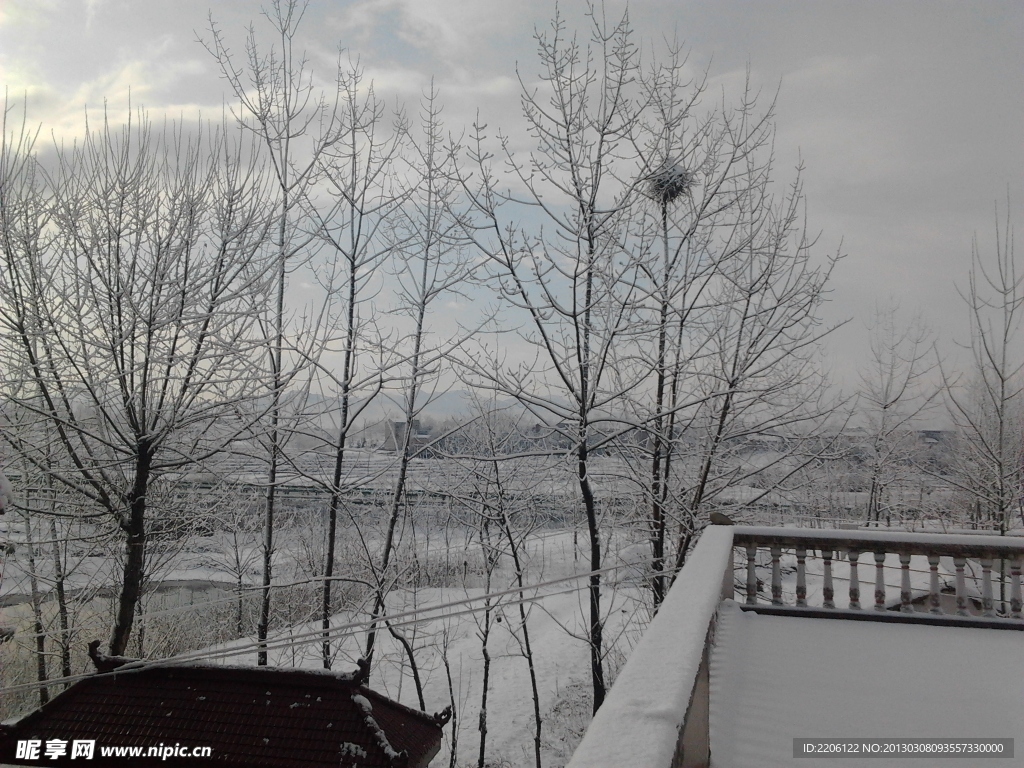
0 559 658 696
157 560 650 665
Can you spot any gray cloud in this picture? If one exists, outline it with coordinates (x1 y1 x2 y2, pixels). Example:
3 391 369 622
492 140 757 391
1 0 1021 398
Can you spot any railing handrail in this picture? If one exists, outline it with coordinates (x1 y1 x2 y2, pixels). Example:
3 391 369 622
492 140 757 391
733 525 1023 622
733 525 1024 557
566 525 734 768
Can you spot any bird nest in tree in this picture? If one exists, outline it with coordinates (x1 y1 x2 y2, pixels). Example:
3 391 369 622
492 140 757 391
646 161 695 205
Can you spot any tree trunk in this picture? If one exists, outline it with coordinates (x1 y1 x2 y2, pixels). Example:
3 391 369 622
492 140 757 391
110 446 152 656
579 440 606 712
322 263 358 668
500 510 543 768
24 511 49 705
49 515 72 680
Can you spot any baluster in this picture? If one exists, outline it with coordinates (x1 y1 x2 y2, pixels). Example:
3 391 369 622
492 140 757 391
770 544 782 605
848 549 860 610
899 552 913 613
954 556 969 616
874 551 887 611
745 544 758 605
928 554 942 614
1010 558 1022 619
822 549 835 609
981 557 995 617
796 547 807 606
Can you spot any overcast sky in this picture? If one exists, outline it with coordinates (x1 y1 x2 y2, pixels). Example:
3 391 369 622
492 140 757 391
1 0 1022 396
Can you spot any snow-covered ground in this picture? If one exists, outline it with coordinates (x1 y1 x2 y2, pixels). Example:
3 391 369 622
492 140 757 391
171 529 648 767
710 599 1024 768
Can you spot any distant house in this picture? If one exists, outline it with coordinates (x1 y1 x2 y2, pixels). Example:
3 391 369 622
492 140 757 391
917 429 951 445
0 653 449 767
526 421 613 454
381 420 434 455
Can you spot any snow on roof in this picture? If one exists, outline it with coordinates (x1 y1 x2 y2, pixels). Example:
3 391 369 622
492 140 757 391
352 691 403 761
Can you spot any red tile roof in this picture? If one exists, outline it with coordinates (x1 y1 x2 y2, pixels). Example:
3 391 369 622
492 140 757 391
0 662 446 767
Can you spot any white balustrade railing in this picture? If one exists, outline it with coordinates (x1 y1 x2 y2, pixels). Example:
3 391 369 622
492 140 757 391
733 526 1024 625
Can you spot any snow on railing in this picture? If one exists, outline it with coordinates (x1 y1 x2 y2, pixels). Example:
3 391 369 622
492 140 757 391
566 525 734 768
732 526 1024 626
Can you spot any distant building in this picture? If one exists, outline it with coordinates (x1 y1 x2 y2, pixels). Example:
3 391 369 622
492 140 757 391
917 429 951 445
381 420 434 455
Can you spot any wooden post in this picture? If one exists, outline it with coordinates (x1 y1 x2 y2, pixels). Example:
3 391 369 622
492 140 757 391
770 545 782 606
723 545 736 601
981 557 995 617
954 556 968 616
745 544 758 605
1010 557 1022 619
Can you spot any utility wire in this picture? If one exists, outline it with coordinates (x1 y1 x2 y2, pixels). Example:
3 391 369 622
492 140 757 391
0 558 658 696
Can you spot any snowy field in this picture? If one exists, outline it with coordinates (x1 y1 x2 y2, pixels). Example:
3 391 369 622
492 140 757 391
145 529 649 767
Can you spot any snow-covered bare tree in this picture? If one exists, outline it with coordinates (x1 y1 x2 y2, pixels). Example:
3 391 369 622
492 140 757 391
669 157 840 571
363 86 475 669
942 203 1024 536
0 101 275 655
202 0 345 664
859 304 936 525
623 52 805 607
300 61 408 669
439 397 548 768
460 5 645 712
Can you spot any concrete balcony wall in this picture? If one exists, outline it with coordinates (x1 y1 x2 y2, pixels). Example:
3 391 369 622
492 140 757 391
566 526 734 768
